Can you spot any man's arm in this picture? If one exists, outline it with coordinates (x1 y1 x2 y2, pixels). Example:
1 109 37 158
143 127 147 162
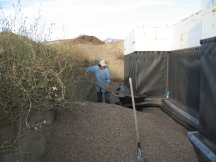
86 66 97 73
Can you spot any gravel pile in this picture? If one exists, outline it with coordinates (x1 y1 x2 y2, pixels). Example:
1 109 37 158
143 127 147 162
42 101 197 162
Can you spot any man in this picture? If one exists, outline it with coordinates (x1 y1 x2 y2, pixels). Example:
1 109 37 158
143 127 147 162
86 59 111 104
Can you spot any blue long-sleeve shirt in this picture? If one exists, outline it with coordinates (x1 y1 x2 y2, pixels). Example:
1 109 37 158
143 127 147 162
86 65 111 92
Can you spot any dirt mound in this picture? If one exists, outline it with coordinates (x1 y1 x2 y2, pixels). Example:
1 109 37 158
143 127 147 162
51 35 104 45
73 35 104 45
49 37 124 81
0 32 33 43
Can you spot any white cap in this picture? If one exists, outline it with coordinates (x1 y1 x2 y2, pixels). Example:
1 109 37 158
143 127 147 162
99 59 107 66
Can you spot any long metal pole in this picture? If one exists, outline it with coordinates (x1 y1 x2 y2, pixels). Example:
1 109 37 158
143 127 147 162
129 78 145 162
166 53 169 98
129 78 140 144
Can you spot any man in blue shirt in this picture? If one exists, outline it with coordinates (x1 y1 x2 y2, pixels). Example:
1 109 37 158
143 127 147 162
86 59 111 104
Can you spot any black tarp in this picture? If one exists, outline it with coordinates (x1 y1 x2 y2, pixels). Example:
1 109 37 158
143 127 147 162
123 37 216 161
199 36 216 146
167 49 200 118
124 52 138 92
136 51 167 97
124 50 200 117
124 51 167 98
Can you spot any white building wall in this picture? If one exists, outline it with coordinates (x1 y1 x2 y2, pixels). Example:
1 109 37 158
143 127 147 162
124 0 216 55
124 30 135 55
202 0 216 9
135 25 172 52
124 25 172 55
172 12 202 50
202 0 216 39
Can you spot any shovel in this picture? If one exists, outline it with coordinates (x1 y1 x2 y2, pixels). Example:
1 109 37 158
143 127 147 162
129 78 147 162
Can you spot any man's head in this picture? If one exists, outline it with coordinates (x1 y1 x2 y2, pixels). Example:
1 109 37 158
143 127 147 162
99 59 107 67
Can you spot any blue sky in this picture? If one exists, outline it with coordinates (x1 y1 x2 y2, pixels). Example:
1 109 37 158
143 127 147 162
0 0 201 41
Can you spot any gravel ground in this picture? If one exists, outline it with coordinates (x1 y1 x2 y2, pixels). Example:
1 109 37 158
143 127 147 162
41 101 198 162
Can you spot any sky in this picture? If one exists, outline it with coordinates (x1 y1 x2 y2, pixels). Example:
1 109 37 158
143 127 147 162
0 0 201 41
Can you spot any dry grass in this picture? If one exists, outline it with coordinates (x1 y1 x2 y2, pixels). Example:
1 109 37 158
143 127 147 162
50 39 124 81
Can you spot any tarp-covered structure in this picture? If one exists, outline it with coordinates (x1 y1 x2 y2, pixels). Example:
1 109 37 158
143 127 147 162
121 1 216 160
123 37 216 162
